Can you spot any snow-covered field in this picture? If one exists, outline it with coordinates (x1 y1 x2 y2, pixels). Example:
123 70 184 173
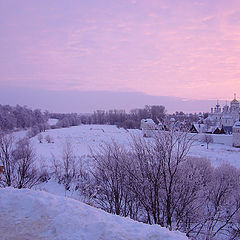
190 140 240 167
28 124 240 169
31 125 138 168
0 188 187 240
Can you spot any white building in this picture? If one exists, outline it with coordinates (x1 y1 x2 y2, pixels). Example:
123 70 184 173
233 121 240 147
207 94 240 134
140 119 157 137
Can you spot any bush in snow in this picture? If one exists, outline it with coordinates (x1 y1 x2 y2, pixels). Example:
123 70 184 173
51 138 80 190
0 134 47 189
27 125 40 138
202 134 213 149
37 133 43 143
45 134 53 143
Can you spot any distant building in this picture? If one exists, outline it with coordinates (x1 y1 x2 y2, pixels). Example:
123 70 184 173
190 94 240 135
140 119 157 137
190 123 207 133
190 123 224 134
206 94 240 134
233 121 240 147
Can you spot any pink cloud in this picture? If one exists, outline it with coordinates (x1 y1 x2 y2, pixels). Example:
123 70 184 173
1 0 240 103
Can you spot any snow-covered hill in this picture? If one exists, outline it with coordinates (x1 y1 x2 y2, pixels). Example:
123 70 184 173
0 188 187 240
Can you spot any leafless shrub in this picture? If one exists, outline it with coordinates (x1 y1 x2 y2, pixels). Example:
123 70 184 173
12 138 42 188
45 134 53 143
37 134 43 143
27 125 40 138
0 133 15 186
51 138 78 190
0 134 46 188
90 141 139 217
202 134 213 149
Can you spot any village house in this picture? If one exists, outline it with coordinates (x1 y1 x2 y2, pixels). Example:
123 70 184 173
140 119 158 137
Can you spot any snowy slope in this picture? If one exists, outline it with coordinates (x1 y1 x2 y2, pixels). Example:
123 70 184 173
0 188 188 240
31 125 137 167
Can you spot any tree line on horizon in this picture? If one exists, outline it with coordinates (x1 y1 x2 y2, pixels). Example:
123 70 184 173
51 105 202 130
0 104 48 132
0 104 205 133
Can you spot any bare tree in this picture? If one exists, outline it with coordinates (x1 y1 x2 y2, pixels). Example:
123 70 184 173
174 157 213 237
0 134 45 189
12 138 43 189
201 164 240 240
202 134 213 149
62 138 76 188
126 130 195 228
45 134 53 143
51 138 77 189
90 141 138 217
0 133 15 186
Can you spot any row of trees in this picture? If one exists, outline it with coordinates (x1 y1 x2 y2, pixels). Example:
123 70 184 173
0 104 48 131
80 105 167 129
49 113 82 128
48 105 167 129
81 106 205 130
0 104 205 133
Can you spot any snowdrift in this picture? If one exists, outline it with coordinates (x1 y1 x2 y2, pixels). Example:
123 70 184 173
0 188 187 240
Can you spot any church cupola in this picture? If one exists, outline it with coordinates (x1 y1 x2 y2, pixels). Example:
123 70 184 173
223 101 229 113
230 93 239 113
214 100 221 113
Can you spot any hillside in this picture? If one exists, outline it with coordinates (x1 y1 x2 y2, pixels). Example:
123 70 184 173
0 188 187 240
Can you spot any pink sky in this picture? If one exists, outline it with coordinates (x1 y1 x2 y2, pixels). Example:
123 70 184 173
0 0 240 108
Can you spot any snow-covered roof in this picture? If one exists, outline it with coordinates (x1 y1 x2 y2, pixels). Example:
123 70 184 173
193 123 206 133
141 118 155 124
206 126 215 133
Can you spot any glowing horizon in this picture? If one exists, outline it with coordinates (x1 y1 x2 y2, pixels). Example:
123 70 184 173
0 0 240 104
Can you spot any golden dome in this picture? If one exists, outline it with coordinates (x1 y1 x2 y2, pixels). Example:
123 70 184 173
231 94 239 103
231 99 239 103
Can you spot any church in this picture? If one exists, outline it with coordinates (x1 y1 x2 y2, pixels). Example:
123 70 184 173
206 94 240 134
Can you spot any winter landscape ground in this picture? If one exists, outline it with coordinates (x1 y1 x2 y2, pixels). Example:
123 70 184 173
1 122 240 240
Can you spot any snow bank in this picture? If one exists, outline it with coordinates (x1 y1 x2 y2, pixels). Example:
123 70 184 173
0 188 187 240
